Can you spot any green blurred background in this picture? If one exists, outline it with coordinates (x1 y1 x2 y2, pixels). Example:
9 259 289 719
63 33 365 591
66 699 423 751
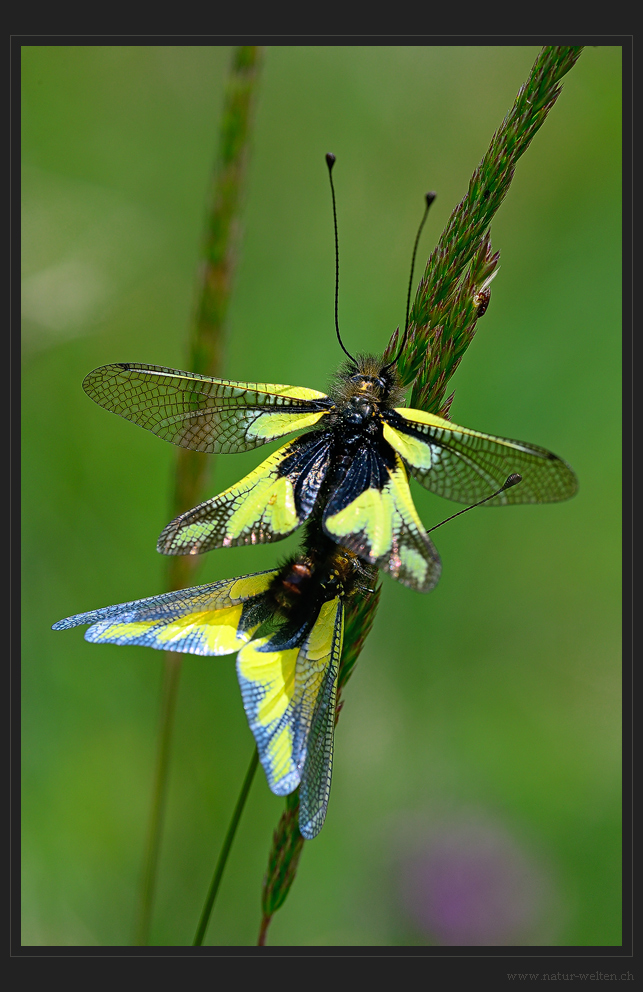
21 46 621 947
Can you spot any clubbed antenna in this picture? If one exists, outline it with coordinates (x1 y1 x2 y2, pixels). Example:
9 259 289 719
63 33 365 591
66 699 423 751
427 474 523 533
384 191 436 371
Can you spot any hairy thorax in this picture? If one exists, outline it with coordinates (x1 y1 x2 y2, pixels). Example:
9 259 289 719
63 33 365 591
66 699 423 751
327 353 404 435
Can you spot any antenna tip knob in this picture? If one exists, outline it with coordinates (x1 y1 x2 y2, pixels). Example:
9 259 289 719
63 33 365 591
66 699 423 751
504 473 523 489
326 152 336 170
425 191 437 207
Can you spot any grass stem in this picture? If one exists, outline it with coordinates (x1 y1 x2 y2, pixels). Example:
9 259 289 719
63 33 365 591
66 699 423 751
132 45 263 946
193 747 260 946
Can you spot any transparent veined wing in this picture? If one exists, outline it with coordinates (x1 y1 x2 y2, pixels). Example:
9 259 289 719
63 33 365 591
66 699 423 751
51 571 277 655
83 363 335 454
298 598 344 839
158 432 334 555
323 444 442 593
382 408 578 505
236 597 343 838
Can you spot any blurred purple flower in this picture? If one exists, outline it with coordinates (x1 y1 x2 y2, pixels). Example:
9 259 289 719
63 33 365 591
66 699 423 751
398 814 557 945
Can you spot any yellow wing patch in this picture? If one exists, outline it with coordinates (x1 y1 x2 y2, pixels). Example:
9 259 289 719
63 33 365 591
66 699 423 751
264 384 328 401
90 605 255 655
150 605 250 653
394 407 457 431
324 453 441 592
227 473 298 541
246 409 326 440
228 572 277 601
382 420 433 470
305 598 341 660
237 642 298 725
325 485 393 559
237 640 300 794
158 441 304 555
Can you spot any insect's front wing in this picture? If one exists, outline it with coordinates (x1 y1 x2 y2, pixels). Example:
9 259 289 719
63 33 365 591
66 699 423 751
383 408 578 505
83 363 334 454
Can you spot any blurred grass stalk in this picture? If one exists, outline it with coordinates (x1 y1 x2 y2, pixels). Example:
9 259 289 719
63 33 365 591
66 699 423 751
256 43 584 947
133 45 263 947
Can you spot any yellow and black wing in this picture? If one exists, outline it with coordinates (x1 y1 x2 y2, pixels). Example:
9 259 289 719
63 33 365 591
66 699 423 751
158 432 334 555
51 571 277 655
323 444 442 593
382 408 578 505
83 363 335 454
236 597 344 839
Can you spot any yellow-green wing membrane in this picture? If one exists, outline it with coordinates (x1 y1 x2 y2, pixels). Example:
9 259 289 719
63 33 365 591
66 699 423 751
51 571 277 655
236 597 343 839
383 408 578 505
158 432 334 555
83 363 334 454
323 446 442 593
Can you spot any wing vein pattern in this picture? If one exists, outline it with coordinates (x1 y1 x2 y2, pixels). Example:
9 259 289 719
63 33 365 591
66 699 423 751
83 363 334 453
384 408 578 504
51 572 278 656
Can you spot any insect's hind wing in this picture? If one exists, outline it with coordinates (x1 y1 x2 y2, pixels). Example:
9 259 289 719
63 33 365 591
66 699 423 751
384 408 578 505
82 363 333 454
158 432 334 555
236 629 304 798
51 571 277 656
323 447 442 593
298 597 344 840
235 596 343 821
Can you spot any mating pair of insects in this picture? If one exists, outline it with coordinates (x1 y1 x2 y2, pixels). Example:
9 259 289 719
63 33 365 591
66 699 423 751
54 351 577 837
54 163 578 839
